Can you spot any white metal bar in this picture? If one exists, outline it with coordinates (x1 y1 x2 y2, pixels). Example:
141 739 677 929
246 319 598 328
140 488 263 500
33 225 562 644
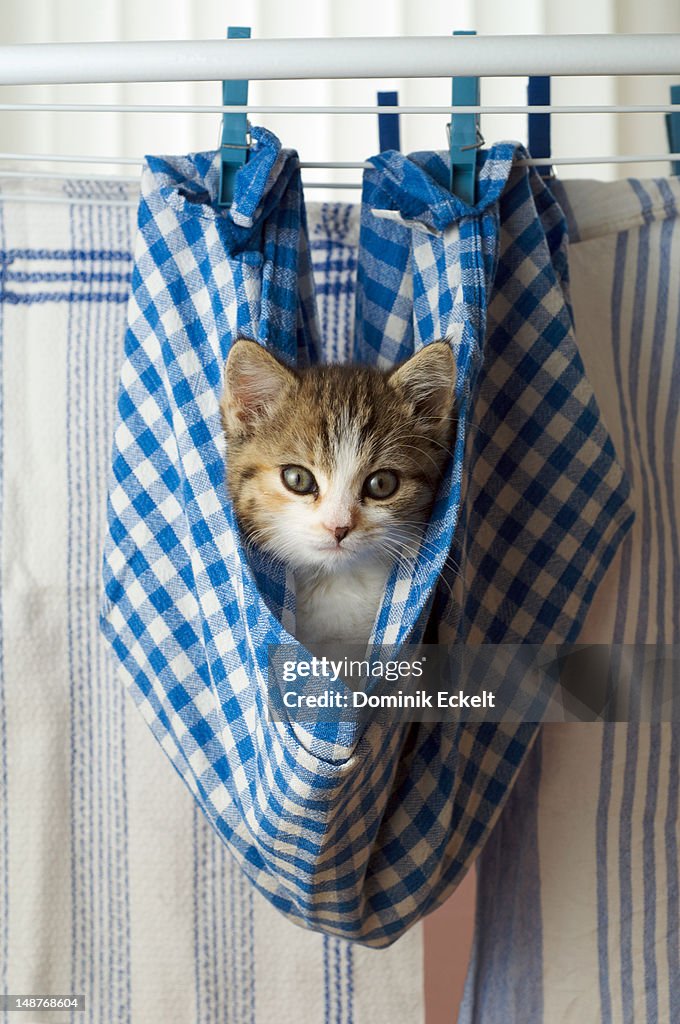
0 183 362 206
0 36 677 86
3 145 680 208
0 102 680 115
303 182 361 189
518 152 680 166
0 194 137 208
0 153 370 168
299 161 366 169
0 151 143 165
0 168 140 182
1 155 680 178
0 168 363 186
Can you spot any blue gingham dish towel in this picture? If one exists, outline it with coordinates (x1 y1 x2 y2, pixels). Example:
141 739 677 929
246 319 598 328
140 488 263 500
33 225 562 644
100 129 633 946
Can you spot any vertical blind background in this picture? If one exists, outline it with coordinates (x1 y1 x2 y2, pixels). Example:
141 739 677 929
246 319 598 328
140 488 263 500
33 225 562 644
0 0 679 193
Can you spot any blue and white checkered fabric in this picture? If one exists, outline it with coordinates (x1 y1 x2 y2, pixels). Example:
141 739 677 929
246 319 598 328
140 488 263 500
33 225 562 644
100 130 633 946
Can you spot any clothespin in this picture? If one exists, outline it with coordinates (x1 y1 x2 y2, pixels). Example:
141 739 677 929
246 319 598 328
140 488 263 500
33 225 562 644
377 90 401 152
665 84 680 177
450 30 480 205
218 26 251 207
528 76 552 178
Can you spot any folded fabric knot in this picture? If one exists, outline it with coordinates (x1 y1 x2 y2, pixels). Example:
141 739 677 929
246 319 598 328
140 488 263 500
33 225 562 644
144 126 299 251
367 141 518 233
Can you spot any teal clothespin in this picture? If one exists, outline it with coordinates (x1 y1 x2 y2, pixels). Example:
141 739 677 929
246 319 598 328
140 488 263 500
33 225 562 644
450 30 480 205
665 84 680 177
218 26 251 207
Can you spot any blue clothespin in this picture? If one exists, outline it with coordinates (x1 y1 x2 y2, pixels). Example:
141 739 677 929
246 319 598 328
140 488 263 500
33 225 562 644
450 30 480 205
377 90 401 152
665 84 680 177
218 26 251 207
528 76 552 178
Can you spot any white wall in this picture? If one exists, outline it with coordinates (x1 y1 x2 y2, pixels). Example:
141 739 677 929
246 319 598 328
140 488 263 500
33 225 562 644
0 0 679 193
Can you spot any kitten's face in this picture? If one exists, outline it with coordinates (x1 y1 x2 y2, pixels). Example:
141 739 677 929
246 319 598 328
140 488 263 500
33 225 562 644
220 339 456 574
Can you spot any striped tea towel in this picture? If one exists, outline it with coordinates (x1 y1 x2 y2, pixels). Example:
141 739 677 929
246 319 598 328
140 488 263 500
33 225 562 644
459 173 680 1024
0 175 423 1024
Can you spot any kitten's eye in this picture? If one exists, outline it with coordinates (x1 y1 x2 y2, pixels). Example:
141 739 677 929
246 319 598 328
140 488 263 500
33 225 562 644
281 465 317 495
363 470 399 500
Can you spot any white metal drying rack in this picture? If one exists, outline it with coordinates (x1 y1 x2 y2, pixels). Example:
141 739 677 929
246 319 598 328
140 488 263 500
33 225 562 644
0 34 678 207
1 35 678 83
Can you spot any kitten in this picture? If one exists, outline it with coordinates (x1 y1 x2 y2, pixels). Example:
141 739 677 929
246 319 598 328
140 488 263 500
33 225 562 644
220 338 456 647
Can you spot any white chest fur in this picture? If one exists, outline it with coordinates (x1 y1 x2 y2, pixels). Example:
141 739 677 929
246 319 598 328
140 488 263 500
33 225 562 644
295 561 391 647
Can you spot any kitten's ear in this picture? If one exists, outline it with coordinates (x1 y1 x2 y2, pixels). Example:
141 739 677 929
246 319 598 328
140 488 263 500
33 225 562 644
221 338 298 435
388 341 456 422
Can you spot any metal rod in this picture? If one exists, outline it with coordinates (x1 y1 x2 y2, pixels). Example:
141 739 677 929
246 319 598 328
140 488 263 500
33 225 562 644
0 102 679 115
0 182 363 205
302 182 361 189
517 152 680 165
0 169 362 185
0 154 371 170
0 168 140 183
0 193 137 207
1 154 680 178
0 151 142 165
0 35 677 85
4 142 680 209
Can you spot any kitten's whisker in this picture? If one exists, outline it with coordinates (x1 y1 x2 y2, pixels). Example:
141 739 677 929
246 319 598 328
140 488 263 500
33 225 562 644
392 428 453 448
243 526 275 554
371 542 422 584
406 414 496 446
373 538 417 565
458 424 493 444
381 538 459 604
410 436 453 455
392 525 462 563
387 528 464 586
393 539 462 576
391 443 444 477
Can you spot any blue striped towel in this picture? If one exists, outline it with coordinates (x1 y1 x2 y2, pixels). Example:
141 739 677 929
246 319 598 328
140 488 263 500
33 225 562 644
458 172 680 1024
0 177 424 1024
100 127 633 946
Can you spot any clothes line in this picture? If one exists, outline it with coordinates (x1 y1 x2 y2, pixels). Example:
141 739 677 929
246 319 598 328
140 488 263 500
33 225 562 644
0 35 677 85
0 189 355 207
0 102 679 116
2 149 680 205
0 193 138 207
1 154 680 176
0 171 360 187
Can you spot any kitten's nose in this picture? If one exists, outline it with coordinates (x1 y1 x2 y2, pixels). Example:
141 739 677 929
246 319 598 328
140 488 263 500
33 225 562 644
333 526 350 543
